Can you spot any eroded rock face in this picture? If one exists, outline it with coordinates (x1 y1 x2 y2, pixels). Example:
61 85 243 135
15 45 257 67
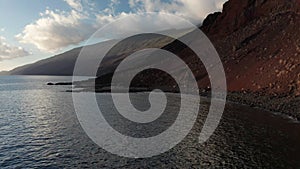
199 0 300 96
202 0 300 37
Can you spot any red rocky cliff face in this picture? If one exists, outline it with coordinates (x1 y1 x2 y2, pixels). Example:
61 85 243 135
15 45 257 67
202 0 300 37
199 0 300 96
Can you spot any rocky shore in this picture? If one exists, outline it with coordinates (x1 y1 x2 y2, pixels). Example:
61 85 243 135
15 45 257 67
227 92 300 120
61 77 300 120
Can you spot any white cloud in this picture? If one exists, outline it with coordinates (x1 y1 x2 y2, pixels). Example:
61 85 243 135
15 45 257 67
17 0 227 53
0 28 5 32
16 9 96 52
65 0 83 11
128 0 227 24
0 36 29 61
94 12 195 40
215 0 227 10
93 0 228 40
95 0 228 37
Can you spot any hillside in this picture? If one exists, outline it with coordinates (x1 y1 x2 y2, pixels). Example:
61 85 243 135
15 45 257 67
8 47 82 76
7 31 185 76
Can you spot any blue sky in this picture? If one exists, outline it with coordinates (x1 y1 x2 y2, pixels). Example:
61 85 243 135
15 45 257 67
0 0 226 71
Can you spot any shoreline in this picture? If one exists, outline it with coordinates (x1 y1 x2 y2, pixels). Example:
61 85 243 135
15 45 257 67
64 83 300 121
227 92 300 120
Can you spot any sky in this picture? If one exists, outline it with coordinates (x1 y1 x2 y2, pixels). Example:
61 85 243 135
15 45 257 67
0 0 227 71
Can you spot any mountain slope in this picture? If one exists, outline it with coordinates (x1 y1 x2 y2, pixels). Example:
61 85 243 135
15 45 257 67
9 47 82 75
7 30 186 76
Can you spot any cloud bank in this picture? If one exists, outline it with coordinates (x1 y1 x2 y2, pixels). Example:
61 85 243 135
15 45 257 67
16 9 96 52
65 0 83 11
129 0 226 23
17 0 227 53
0 36 29 61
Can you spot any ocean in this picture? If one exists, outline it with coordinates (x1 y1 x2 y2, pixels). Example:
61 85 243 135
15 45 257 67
0 76 299 168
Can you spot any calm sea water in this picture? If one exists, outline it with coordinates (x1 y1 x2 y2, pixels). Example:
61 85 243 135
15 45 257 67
0 76 300 168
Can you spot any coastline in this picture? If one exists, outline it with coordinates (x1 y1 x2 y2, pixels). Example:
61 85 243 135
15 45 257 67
62 81 300 121
226 92 300 120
